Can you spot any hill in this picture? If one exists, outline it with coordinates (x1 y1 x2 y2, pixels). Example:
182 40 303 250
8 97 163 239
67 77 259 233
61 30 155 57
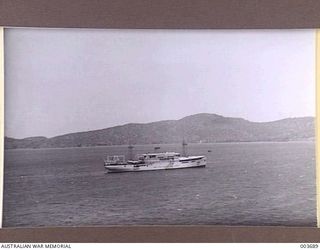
5 113 315 149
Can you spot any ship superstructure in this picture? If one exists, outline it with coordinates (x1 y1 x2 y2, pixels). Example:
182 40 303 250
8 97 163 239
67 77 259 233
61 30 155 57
104 150 206 173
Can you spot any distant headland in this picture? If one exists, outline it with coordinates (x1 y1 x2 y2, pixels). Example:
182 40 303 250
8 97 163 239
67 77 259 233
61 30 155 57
5 113 315 149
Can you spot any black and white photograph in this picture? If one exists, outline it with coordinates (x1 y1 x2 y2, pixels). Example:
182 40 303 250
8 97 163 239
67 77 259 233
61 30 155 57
3 28 316 227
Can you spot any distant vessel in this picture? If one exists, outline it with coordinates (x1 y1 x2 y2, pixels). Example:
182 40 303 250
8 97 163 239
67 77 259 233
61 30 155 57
104 143 206 173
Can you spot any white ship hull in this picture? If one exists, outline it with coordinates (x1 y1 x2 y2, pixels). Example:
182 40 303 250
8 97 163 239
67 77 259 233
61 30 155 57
105 156 206 173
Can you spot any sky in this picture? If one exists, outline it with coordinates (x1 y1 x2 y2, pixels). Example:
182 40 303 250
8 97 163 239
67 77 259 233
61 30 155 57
4 28 316 139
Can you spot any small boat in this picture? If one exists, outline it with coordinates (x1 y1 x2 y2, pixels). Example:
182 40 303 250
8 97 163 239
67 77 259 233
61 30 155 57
104 143 206 173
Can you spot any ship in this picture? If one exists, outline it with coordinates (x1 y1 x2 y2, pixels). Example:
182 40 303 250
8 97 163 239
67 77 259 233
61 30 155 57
104 142 206 173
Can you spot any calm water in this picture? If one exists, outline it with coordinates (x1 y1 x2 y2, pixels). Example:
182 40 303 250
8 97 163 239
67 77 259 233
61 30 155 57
3 142 316 227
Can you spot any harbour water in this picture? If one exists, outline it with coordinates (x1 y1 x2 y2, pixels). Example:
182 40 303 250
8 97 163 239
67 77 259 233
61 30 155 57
3 142 316 227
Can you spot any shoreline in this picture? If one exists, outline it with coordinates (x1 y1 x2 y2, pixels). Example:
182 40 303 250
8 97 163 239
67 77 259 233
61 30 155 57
4 139 315 151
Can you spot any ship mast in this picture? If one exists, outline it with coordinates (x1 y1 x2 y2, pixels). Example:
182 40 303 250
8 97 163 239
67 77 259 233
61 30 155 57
128 145 134 161
127 127 134 161
182 138 188 157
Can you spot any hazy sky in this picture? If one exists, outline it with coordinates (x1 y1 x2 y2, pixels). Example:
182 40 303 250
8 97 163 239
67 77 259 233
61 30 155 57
5 28 315 139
